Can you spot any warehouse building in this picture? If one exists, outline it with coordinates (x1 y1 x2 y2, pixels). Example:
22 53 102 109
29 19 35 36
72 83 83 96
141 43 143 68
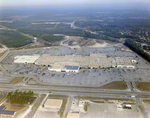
14 55 40 64
0 106 16 117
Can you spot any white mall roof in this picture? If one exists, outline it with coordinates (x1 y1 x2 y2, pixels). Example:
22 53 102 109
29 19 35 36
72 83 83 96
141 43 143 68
14 55 40 64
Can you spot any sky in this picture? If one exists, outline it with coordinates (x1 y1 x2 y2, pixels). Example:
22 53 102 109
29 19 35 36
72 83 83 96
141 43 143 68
0 0 150 7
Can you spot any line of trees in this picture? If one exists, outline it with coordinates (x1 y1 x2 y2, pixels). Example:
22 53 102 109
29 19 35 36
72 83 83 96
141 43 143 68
124 39 150 62
7 90 34 105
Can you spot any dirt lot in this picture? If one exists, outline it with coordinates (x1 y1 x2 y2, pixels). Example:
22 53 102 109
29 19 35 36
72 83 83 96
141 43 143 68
33 94 68 118
135 82 150 91
47 94 68 118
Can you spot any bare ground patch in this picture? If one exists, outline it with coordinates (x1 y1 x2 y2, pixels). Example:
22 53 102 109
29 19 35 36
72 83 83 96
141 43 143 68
135 82 150 91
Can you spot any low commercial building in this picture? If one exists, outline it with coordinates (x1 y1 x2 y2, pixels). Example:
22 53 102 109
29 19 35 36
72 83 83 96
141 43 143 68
44 99 62 111
115 57 135 69
67 112 80 118
14 55 40 64
48 62 80 73
0 106 16 117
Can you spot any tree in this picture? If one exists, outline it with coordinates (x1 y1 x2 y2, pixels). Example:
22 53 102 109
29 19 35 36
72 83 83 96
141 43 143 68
7 90 34 105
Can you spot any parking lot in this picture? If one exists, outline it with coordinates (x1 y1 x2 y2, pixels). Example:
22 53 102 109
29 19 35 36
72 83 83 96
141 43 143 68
36 66 149 87
80 102 142 118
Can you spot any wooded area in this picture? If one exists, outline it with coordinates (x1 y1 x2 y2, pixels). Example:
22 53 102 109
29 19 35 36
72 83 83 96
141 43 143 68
124 39 150 62
7 90 34 105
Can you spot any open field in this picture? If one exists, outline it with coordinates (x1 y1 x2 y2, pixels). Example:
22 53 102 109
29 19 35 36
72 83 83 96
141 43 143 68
0 93 7 103
0 51 7 58
98 81 127 90
135 82 150 91
84 102 88 111
8 77 23 84
75 96 135 104
0 77 23 84
143 100 150 104
0 29 32 48
45 94 68 118
27 81 128 90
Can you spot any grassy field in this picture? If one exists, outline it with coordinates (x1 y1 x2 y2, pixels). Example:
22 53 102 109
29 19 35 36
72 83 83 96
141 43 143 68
0 51 6 58
84 102 88 111
0 77 23 84
42 35 64 42
9 77 24 84
25 94 46 118
0 93 7 104
135 82 150 91
143 100 150 104
0 30 32 48
27 81 128 90
98 81 127 90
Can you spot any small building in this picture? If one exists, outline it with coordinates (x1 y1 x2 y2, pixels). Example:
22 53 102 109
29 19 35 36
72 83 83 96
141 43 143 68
117 65 135 69
44 99 62 111
0 106 16 117
79 100 84 107
132 60 137 64
14 55 40 64
34 37 37 44
123 104 132 109
67 112 80 118
70 99 85 113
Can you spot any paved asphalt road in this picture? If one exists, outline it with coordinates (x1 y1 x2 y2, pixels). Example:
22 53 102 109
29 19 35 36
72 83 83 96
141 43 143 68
0 83 149 99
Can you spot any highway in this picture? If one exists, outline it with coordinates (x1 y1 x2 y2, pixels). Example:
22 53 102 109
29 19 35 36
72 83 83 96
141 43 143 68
0 83 150 99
